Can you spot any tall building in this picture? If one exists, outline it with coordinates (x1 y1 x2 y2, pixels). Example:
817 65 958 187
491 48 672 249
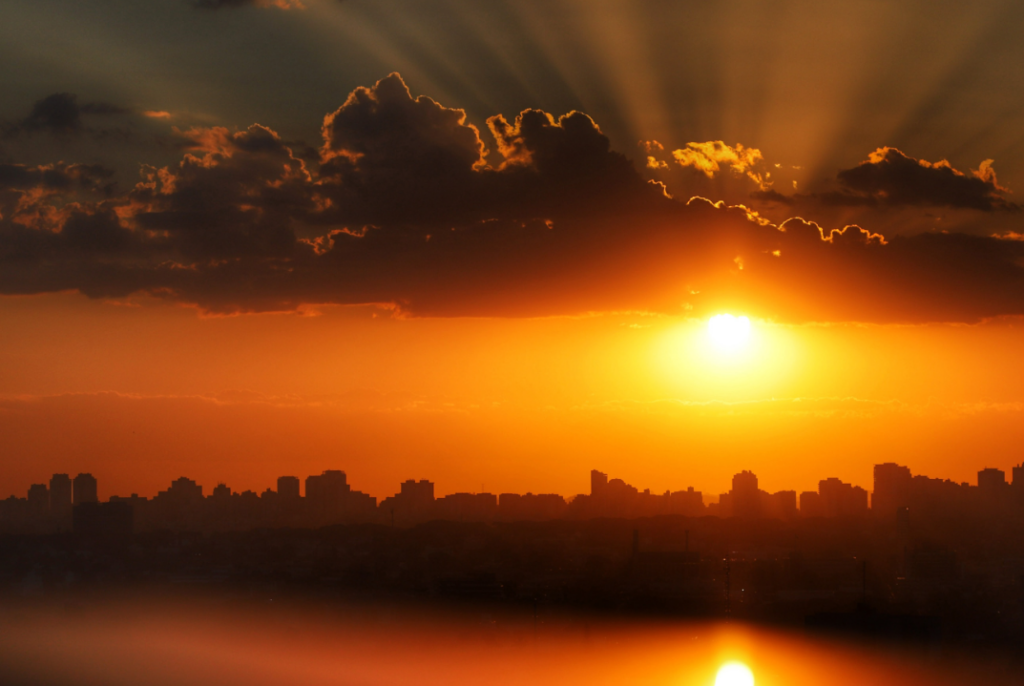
399 479 434 504
49 473 72 517
378 479 435 525
762 489 798 520
872 463 912 518
1012 463 1024 490
818 478 869 517
211 483 232 499
305 470 350 504
591 470 608 497
731 470 760 518
977 467 1006 492
277 476 300 499
27 484 48 516
162 477 204 502
73 473 98 505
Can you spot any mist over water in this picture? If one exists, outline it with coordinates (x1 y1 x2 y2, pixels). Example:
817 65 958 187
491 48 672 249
0 597 1018 686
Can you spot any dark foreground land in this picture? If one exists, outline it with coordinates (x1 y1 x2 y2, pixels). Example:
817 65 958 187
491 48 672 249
2 513 1023 660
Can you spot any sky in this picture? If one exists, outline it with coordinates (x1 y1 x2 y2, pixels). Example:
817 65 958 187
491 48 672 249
3 0 1024 501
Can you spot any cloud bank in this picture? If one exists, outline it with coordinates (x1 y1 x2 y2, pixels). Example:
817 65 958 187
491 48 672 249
3 74 1024 323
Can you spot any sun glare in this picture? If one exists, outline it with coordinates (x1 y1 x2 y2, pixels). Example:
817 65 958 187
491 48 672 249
713 661 755 686
707 314 752 353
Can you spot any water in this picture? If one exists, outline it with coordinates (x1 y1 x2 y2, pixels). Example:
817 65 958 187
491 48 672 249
0 596 1019 685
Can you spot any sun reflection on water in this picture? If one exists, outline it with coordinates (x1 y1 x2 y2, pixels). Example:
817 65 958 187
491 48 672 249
714 661 755 686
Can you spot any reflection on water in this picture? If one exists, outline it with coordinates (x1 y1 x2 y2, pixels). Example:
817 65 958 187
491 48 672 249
0 597 1019 686
714 662 755 686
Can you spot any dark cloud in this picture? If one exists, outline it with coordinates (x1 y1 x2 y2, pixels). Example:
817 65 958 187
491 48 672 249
189 0 305 9
749 189 795 206
4 93 130 138
128 124 316 261
0 162 113 193
832 147 1017 211
3 74 1024 323
316 74 648 228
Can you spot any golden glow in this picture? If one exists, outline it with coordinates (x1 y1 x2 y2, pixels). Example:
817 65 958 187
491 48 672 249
714 661 755 686
707 314 752 354
6 294 1024 501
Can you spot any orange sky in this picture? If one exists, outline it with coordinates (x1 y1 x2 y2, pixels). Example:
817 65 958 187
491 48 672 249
3 292 1023 501
4 2 1024 503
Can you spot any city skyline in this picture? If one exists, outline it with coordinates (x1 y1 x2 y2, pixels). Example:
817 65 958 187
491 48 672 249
5 460 1023 536
5 456 1023 504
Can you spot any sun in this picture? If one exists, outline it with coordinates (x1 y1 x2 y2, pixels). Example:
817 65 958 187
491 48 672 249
707 314 752 353
713 661 754 686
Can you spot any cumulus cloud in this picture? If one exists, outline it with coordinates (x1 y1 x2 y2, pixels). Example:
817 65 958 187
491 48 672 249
3 74 1024 323
829 147 1017 211
645 140 770 190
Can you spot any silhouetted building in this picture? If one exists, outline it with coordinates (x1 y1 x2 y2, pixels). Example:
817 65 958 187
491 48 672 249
731 471 760 518
818 478 869 518
152 477 204 530
664 487 705 516
873 463 912 518
977 467 1012 517
303 470 377 524
304 470 349 523
977 467 1007 492
277 476 300 499
572 471 707 519
27 484 48 517
896 506 911 540
379 479 435 525
400 479 434 503
306 470 349 502
73 473 98 505
9 461 1024 536
165 477 203 501
762 489 798 520
49 473 72 518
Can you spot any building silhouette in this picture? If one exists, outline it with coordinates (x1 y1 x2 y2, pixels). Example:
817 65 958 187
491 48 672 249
49 473 72 519
817 478 869 517
730 470 761 518
379 479 435 525
27 484 48 517
277 476 300 499
4 459 1024 535
872 463 912 519
978 467 1007 492
73 473 98 505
